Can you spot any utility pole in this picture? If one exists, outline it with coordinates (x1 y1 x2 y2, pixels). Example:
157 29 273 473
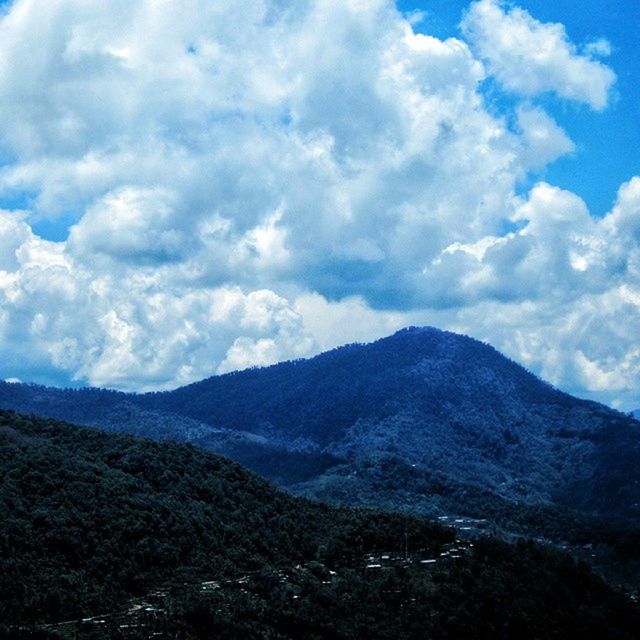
404 526 409 561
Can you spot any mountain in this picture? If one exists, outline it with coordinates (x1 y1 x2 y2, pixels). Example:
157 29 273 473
2 409 640 639
2 327 640 553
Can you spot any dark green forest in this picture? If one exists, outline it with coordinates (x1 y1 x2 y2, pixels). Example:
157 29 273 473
3 327 640 586
3 327 640 523
1 409 640 639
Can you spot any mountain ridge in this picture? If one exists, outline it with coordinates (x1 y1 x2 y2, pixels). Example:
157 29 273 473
2 326 639 550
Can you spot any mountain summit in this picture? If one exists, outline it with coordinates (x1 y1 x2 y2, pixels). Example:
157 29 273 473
2 327 639 538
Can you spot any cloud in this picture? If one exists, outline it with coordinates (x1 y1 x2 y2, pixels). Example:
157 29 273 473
419 177 640 407
68 186 189 264
461 0 616 109
0 210 31 271
584 38 612 58
515 106 575 169
0 230 315 391
0 0 636 409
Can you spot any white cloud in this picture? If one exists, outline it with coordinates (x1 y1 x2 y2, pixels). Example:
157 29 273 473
0 232 317 390
584 38 612 58
294 293 410 351
0 210 31 271
416 178 640 407
461 0 616 109
516 106 575 169
0 0 636 409
404 9 428 27
68 186 189 263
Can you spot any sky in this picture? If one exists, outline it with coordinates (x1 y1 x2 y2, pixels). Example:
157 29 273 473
0 0 639 409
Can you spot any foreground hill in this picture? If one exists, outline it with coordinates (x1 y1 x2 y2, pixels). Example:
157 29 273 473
1 409 639 639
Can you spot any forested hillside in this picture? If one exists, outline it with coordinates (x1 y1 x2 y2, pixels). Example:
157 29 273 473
3 325 640 589
2 328 639 522
1 409 640 639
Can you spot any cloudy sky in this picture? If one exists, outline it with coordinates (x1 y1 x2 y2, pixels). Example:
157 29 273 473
0 0 639 409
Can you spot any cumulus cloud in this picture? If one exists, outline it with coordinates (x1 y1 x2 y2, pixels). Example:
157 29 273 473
0 0 637 408
461 0 616 109
68 187 189 264
584 38 612 58
418 177 640 407
0 227 315 391
515 106 575 169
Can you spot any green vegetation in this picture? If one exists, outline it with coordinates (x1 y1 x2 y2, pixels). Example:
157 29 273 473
0 409 449 626
2 327 640 522
1 409 640 638
157 539 640 640
3 327 640 589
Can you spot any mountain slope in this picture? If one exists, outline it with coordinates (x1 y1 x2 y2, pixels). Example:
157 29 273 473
1 409 640 640
141 327 640 518
2 327 639 524
0 409 450 626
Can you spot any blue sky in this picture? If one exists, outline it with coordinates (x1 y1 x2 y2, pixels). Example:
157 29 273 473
0 0 639 409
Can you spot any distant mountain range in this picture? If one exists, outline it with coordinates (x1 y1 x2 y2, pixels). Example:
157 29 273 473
2 327 640 574
2 409 639 639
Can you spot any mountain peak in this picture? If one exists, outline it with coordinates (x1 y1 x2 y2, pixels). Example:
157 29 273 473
1 327 637 524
